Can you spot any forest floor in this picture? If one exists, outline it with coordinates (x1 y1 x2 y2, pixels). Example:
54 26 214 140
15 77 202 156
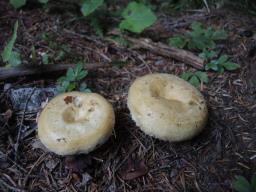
0 1 256 192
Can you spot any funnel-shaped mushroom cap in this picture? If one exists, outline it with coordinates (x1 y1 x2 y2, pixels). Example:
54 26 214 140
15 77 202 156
38 92 115 155
127 73 208 142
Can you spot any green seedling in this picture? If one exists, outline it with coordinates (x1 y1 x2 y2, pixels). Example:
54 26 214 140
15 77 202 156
119 1 157 33
10 0 48 9
205 54 240 73
57 63 91 93
232 175 256 192
181 71 208 87
1 20 21 67
169 21 227 50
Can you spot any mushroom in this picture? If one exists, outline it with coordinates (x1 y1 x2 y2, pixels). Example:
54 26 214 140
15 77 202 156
38 91 115 155
127 73 208 142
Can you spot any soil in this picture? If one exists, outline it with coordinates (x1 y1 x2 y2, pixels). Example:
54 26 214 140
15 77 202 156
0 1 256 192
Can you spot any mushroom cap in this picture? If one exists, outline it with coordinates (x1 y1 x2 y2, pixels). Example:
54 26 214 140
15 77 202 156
38 91 115 155
127 73 208 142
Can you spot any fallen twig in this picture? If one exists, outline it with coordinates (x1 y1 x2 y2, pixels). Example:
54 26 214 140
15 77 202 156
124 36 204 69
0 63 111 81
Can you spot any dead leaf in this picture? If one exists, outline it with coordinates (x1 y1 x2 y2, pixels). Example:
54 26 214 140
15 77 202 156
64 96 73 104
64 155 92 173
88 182 98 192
118 157 148 180
3 109 12 122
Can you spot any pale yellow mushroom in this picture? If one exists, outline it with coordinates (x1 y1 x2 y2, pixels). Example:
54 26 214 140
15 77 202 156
127 73 208 142
38 92 115 155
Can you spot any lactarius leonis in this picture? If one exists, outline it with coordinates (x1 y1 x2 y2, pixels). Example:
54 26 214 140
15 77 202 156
127 73 208 142
38 92 115 155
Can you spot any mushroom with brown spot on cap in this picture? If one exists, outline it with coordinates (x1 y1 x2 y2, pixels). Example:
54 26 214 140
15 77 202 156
38 91 115 155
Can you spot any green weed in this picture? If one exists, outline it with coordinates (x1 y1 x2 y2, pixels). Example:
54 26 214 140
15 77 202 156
232 175 256 192
1 21 21 67
57 63 91 93
181 71 208 87
169 21 227 50
9 0 48 9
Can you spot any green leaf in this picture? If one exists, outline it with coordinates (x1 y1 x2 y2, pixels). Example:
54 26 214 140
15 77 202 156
55 50 66 61
10 0 26 9
251 176 256 191
222 62 240 71
212 29 228 40
79 83 91 93
73 63 83 75
187 38 206 50
189 75 200 87
8 51 21 67
181 72 193 81
205 62 219 71
77 70 87 80
232 176 252 192
90 17 104 38
169 36 187 48
204 27 215 39
190 21 204 33
66 68 75 81
218 66 225 74
119 2 157 33
38 0 48 3
1 21 18 62
42 53 49 64
184 22 225 51
57 80 69 93
57 63 89 93
199 49 216 60
218 55 229 64
81 0 104 17
57 76 66 84
67 82 77 92
73 63 88 80
195 71 208 83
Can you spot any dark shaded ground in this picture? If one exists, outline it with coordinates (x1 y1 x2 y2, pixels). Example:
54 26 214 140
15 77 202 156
0 1 256 192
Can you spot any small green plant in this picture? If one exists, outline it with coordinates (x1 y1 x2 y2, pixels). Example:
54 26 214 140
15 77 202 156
169 21 227 50
55 44 71 61
181 71 208 87
119 1 157 33
41 53 49 65
81 0 104 17
198 49 216 60
57 63 91 93
169 21 239 80
232 175 256 192
10 1 157 36
40 32 71 63
205 54 240 73
198 49 240 73
1 20 21 67
9 0 48 9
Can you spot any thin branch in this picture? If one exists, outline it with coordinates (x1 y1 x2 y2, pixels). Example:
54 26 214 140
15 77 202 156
0 63 111 81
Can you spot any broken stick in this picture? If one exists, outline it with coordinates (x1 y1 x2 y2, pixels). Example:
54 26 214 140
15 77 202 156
0 63 111 81
124 36 204 70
